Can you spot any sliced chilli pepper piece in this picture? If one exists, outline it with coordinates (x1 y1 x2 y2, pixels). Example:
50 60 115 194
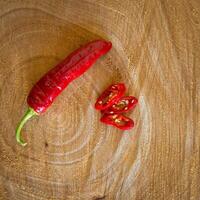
95 83 126 110
103 96 138 114
100 113 134 130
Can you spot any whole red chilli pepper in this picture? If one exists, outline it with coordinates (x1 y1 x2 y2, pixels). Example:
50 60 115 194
16 39 112 146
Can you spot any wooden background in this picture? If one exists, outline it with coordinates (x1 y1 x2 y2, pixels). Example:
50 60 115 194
0 0 199 199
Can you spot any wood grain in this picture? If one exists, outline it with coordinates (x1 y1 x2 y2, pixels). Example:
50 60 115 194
0 0 199 199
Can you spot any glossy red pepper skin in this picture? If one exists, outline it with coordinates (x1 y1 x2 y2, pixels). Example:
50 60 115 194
94 83 126 111
28 40 112 114
103 96 138 114
100 113 134 130
16 39 112 146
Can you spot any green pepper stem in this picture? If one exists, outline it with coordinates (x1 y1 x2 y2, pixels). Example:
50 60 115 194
16 107 37 146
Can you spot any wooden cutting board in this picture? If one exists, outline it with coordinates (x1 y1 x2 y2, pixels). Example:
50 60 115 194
0 0 199 199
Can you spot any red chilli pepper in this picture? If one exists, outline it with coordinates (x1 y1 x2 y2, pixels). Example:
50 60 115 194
95 83 126 110
16 39 112 146
100 113 134 130
103 96 138 114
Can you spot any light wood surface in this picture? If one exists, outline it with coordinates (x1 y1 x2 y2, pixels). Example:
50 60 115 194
0 0 199 199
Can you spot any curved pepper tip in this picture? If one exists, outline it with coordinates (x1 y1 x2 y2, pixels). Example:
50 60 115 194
16 107 37 147
16 137 27 147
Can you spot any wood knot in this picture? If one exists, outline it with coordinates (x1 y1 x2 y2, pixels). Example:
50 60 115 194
45 142 48 147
